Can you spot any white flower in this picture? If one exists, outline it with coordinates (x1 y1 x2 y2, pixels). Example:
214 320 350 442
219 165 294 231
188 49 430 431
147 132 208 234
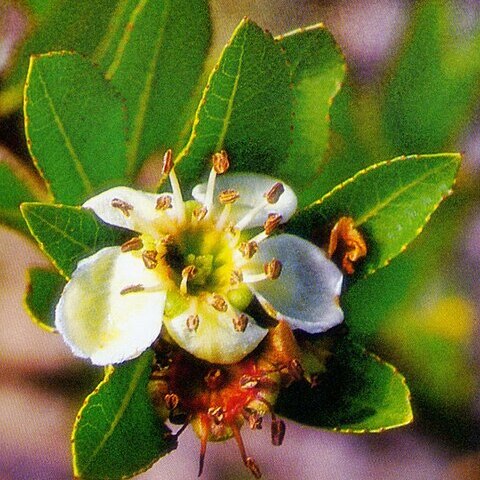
55 151 344 365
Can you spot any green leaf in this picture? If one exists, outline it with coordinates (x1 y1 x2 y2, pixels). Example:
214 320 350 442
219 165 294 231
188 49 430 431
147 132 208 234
20 203 129 278
175 18 293 190
276 337 412 432
382 0 480 153
24 267 65 332
287 153 460 276
24 52 128 205
94 0 211 177
73 351 175 480
1 0 120 116
275 24 345 191
0 148 47 236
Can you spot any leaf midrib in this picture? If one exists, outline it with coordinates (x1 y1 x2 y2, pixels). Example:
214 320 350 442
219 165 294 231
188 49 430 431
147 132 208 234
35 66 94 196
82 357 147 471
355 159 453 226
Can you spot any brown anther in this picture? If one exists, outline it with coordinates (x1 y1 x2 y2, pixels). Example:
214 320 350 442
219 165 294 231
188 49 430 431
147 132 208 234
120 284 145 295
161 234 173 245
287 359 304 382
111 198 133 217
207 406 225 424
240 375 258 390
230 270 243 285
208 293 228 312
239 241 258 259
233 313 249 332
164 393 179 410
245 457 262 479
247 411 263 430
161 149 174 175
212 150 229 174
120 237 143 252
186 314 200 332
264 258 282 279
328 216 367 275
224 224 238 236
264 182 285 204
182 265 197 280
204 368 223 389
193 205 207 221
142 250 158 269
218 188 240 204
155 195 172 210
271 418 286 446
264 213 282 235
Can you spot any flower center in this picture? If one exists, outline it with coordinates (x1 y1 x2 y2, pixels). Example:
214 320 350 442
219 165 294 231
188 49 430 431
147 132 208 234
165 219 234 295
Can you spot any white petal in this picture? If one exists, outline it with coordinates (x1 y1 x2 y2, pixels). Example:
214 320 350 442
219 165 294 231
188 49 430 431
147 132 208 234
55 247 166 365
164 301 268 364
192 173 297 229
83 186 174 237
244 234 343 333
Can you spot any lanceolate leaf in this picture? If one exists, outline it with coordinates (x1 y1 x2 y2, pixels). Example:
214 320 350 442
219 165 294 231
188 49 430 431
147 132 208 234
1 0 119 116
20 203 129 278
276 337 412 432
275 24 345 191
73 351 175 480
287 153 460 276
382 0 480 154
0 147 47 236
24 267 66 332
175 18 292 190
24 52 128 205
95 0 211 177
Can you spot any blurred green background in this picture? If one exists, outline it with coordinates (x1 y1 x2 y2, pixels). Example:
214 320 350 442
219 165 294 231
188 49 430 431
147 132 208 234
0 0 479 478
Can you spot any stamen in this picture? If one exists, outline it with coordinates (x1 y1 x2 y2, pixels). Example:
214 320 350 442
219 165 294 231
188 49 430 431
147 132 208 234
193 205 208 221
239 375 258 390
264 213 283 235
164 393 179 410
264 182 284 204
161 149 174 175
142 250 158 269
198 430 208 477
186 314 200 332
212 150 230 174
245 458 262 479
156 195 172 210
120 237 143 252
287 359 304 381
180 265 197 295
264 259 282 279
204 168 217 215
207 406 225 425
208 293 228 312
204 368 223 389
216 204 231 230
232 424 262 479
233 313 249 332
238 241 258 259
235 202 267 232
162 149 186 224
161 234 174 245
111 198 133 217
120 284 145 295
271 418 286 446
230 270 244 285
244 409 263 430
218 189 240 204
